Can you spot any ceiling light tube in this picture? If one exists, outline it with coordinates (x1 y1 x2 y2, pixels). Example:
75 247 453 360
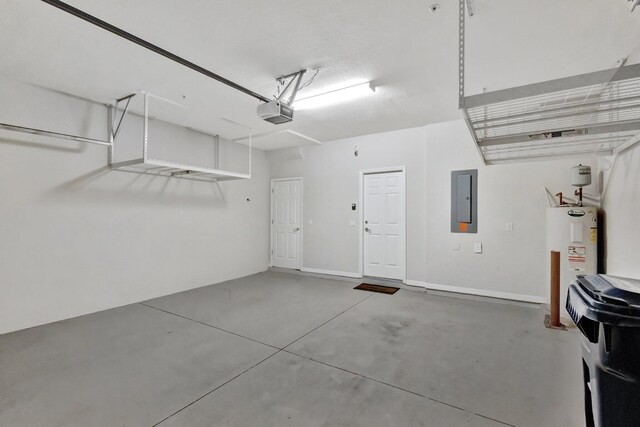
293 82 375 110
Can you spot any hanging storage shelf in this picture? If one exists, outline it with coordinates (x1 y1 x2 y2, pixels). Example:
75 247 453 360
461 64 640 164
1 90 252 182
457 0 640 164
109 158 250 182
108 92 251 182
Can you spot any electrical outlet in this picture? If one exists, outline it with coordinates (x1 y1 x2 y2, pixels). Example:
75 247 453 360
474 242 482 254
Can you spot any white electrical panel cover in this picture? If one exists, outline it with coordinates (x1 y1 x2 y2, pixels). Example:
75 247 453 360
546 207 598 318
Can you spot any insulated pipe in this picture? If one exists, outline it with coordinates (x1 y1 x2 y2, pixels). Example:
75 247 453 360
550 251 562 328
40 0 271 103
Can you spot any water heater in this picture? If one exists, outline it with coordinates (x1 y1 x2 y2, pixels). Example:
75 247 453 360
546 206 598 319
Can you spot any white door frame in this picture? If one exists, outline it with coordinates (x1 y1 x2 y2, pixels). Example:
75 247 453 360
358 166 407 281
270 177 304 269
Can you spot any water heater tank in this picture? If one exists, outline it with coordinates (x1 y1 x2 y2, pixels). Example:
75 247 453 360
571 164 591 187
546 206 598 319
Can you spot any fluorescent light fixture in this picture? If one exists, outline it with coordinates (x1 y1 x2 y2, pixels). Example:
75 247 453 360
293 82 375 110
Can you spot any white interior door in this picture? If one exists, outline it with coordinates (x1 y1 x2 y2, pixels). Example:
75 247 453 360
364 171 405 280
271 179 302 269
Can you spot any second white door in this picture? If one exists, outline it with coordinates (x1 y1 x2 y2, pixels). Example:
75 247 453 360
272 178 302 270
363 171 405 280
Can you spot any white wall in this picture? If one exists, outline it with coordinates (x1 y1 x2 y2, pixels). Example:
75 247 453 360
269 120 598 302
425 121 597 301
0 82 270 334
1 76 616 334
603 144 640 279
269 127 429 280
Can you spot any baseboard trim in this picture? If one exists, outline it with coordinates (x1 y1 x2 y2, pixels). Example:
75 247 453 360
283 269 546 305
404 280 547 305
300 267 362 279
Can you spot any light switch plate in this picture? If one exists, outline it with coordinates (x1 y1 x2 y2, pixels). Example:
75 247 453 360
349 220 356 227
451 242 460 251
474 242 482 253
506 222 513 231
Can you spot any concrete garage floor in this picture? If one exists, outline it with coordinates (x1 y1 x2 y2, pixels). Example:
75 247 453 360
0 270 584 427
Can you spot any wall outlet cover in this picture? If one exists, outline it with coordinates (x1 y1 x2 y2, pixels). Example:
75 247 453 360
474 242 482 253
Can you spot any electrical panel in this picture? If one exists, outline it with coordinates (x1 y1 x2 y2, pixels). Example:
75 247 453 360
451 169 478 233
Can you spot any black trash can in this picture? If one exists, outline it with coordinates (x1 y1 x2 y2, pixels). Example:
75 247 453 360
566 274 640 427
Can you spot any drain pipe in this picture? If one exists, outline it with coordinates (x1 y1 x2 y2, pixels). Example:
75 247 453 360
545 251 566 330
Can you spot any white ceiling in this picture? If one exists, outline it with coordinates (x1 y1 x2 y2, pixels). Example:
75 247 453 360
1 0 639 148
234 130 321 151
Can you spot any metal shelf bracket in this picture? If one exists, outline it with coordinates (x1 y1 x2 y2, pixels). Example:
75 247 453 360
111 94 135 141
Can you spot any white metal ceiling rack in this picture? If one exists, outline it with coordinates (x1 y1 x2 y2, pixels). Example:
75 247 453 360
458 0 640 165
1 91 251 182
108 157 250 182
107 92 251 182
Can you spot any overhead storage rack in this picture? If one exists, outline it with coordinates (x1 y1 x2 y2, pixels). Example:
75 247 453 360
108 92 251 182
1 0 266 183
108 158 250 182
458 0 640 164
461 64 640 164
0 90 252 183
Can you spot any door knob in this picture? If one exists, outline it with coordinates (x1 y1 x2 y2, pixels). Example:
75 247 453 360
294 227 300 231
365 227 370 232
